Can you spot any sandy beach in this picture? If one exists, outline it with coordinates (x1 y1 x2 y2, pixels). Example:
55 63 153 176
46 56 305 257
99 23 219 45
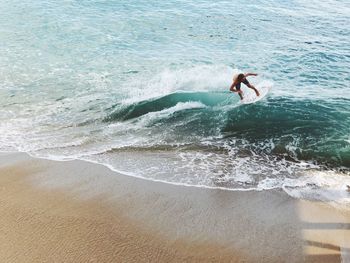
0 152 349 262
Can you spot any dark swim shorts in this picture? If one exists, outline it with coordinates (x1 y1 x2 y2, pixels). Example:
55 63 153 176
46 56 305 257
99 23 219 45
235 78 250 90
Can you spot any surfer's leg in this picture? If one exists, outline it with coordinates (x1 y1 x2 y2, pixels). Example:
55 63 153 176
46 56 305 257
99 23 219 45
245 81 260 96
251 85 260 96
235 83 243 100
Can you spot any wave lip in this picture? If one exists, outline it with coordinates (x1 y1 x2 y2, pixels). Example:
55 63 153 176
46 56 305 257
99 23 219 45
104 90 236 122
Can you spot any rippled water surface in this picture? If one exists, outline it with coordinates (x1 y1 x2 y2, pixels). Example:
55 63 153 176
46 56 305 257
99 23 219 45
0 0 349 204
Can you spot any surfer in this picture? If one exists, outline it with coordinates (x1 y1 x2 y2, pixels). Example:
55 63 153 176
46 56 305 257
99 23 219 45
229 73 260 100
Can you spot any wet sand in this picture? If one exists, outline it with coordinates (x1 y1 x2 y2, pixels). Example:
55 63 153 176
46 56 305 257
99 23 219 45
0 152 349 262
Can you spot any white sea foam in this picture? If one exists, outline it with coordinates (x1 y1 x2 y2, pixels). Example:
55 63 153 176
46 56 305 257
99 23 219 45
122 65 237 105
282 170 350 207
137 101 206 125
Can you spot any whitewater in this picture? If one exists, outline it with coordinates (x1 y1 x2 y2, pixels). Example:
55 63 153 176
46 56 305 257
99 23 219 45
0 0 349 206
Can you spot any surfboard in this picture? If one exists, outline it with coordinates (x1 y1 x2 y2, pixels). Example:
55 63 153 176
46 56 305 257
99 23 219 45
241 85 271 105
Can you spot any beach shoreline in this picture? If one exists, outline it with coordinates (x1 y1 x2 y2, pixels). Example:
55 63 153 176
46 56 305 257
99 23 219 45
0 152 349 262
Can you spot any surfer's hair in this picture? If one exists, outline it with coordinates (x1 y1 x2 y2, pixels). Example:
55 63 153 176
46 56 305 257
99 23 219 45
237 73 245 82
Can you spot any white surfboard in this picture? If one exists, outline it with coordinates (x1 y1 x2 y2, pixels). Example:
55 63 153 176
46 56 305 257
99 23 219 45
241 85 271 105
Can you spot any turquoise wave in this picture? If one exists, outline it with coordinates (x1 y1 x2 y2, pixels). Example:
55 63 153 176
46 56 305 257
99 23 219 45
223 98 350 168
104 91 236 121
104 93 350 168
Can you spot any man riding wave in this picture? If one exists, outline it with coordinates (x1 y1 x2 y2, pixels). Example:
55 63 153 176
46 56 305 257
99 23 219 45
229 73 260 100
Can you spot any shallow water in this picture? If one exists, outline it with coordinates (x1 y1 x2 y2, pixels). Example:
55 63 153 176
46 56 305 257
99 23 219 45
0 0 349 204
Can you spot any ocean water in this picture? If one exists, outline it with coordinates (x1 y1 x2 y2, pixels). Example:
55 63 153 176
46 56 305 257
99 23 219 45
0 0 349 204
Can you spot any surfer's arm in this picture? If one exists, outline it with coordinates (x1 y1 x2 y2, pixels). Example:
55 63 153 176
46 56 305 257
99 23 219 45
244 73 258 77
